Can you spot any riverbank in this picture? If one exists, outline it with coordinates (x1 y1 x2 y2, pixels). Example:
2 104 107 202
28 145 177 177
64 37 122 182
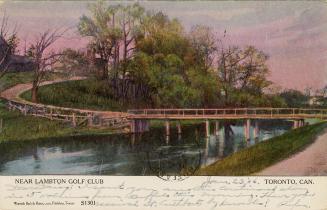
0 99 120 142
0 72 119 142
196 122 327 175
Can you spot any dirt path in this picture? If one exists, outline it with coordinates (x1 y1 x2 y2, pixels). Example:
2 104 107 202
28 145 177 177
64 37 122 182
259 129 327 175
1 77 84 102
0 77 129 117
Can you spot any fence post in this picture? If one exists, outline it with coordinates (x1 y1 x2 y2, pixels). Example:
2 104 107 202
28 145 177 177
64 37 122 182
72 113 77 127
24 104 27 116
0 118 3 133
87 113 93 126
50 108 53 120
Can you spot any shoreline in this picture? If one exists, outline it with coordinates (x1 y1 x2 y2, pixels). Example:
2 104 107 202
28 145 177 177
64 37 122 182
195 122 327 176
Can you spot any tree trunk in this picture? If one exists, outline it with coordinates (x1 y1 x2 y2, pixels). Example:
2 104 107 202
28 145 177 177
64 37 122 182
102 61 108 80
31 84 38 103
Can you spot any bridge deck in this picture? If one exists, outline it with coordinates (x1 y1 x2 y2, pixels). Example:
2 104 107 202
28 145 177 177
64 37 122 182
127 108 327 120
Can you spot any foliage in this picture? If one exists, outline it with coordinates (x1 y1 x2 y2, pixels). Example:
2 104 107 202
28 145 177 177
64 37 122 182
58 49 91 76
279 89 309 107
217 45 272 106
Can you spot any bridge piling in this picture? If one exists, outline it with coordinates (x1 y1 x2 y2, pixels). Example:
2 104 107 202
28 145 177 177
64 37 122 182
244 119 250 141
165 120 170 136
205 120 210 137
130 119 149 133
218 133 224 157
293 120 299 129
177 121 182 135
253 120 259 139
215 121 219 136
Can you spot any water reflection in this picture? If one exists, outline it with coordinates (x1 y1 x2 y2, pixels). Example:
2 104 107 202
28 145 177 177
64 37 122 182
0 120 293 175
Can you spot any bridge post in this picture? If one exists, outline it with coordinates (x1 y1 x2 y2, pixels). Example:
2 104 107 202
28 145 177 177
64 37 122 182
244 119 250 141
143 120 150 132
215 121 219 136
177 121 182 134
130 120 149 133
293 120 299 129
130 120 136 133
165 120 170 136
253 120 259 139
205 120 210 137
166 135 170 145
218 132 224 157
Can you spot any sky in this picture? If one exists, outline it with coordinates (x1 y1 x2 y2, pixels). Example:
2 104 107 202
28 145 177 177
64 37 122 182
1 0 327 91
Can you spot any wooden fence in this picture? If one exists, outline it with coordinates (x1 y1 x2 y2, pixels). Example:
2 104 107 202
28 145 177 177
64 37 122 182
5 99 130 128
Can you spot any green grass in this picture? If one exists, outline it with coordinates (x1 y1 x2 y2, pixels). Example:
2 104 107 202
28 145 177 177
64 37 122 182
0 72 117 142
0 71 64 92
21 79 134 111
0 99 117 142
0 72 34 92
196 121 327 176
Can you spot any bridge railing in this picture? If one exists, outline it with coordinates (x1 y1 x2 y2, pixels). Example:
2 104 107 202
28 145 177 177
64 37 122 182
127 108 327 118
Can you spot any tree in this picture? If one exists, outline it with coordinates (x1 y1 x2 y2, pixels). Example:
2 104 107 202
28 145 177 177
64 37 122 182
189 25 217 72
27 29 64 102
217 45 271 106
78 1 121 80
279 89 309 108
0 12 18 79
59 49 90 76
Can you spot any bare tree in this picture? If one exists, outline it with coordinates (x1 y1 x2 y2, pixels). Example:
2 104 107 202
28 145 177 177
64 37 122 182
27 29 65 102
0 11 18 79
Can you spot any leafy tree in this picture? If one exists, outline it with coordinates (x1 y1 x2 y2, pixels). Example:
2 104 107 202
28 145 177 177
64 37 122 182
279 89 309 107
217 45 271 106
59 49 90 76
78 0 122 79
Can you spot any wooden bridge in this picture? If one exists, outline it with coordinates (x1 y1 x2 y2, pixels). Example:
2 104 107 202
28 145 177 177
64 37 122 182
127 108 327 120
127 108 327 139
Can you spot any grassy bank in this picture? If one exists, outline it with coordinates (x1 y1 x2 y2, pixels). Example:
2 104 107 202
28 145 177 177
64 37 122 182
21 79 134 111
0 72 117 142
196 121 327 175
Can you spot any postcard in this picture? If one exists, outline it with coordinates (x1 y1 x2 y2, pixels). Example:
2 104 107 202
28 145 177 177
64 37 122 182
0 0 327 209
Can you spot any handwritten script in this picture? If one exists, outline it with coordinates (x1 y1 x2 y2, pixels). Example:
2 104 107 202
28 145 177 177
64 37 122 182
2 176 326 210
